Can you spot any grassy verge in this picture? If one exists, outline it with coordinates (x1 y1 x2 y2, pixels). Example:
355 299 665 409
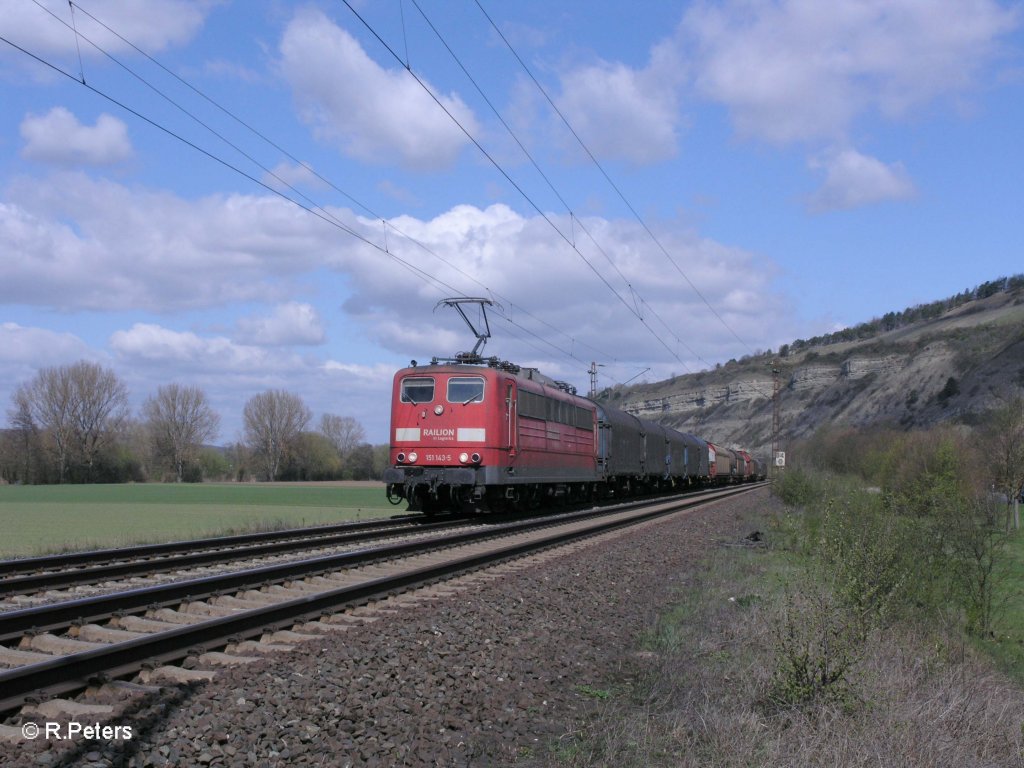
988 525 1024 679
545 484 1024 767
0 482 395 557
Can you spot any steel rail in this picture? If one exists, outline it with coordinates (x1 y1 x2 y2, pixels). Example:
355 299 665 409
0 514 438 578
0 518 471 598
0 484 761 716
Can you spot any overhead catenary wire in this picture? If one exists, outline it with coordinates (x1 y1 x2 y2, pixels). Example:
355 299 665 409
469 3 775 396
5 4 765 394
473 0 758 359
409 0 703 369
21 2 768 396
404 0 707 372
59 0 615 372
10 1 694 386
340 0 695 375
3 4 617 376
31 0 379 258
405 2 639 313
67 0 86 83
339 2 655 324
399 0 720 372
0 34 467 313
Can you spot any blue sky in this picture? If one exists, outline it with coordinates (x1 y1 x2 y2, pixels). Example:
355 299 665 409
1 0 1022 444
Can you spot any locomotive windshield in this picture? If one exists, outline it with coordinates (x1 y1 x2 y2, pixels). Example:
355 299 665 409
447 376 485 404
400 377 435 404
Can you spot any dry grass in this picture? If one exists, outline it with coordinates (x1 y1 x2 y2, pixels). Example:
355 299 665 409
547 500 1024 768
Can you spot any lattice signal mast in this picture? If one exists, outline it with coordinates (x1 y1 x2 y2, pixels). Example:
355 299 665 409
588 361 604 399
769 358 783 478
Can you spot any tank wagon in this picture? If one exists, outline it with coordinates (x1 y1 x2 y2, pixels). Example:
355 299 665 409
383 357 765 514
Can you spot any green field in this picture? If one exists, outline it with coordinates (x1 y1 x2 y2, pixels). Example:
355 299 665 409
0 482 397 558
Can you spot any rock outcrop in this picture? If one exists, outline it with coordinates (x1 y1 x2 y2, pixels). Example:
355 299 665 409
598 290 1024 456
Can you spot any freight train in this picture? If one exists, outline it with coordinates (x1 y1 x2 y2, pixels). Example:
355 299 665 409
383 355 766 514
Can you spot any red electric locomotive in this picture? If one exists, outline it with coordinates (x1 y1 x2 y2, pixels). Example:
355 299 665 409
383 358 598 513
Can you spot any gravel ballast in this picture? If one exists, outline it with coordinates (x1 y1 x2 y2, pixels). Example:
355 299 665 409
1 490 770 767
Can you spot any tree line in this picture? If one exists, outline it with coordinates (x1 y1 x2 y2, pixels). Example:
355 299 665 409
780 273 1024 355
0 360 386 484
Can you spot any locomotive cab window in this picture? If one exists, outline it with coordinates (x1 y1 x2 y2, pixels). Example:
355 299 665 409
447 376 485 404
400 377 435 404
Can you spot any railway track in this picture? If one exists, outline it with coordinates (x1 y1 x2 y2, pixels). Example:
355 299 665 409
0 484 762 720
0 514 475 602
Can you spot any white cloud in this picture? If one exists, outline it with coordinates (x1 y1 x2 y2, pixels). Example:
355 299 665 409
322 359 396 385
110 323 275 370
552 39 687 164
20 107 133 166
0 0 212 63
1 170 794 390
0 317 395 443
330 203 791 373
278 8 479 170
0 323 100 435
262 161 324 192
808 148 916 211
681 0 1019 144
105 322 397 442
0 167 799 441
0 174 337 311
0 322 93 366
235 302 326 347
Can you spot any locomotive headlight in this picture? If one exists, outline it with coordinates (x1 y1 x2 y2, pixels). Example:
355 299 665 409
471 453 481 464
407 451 418 463
459 452 469 463
396 452 406 463
434 404 444 415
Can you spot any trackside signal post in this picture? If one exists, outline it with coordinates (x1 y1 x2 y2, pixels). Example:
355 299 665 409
588 362 604 399
769 359 784 479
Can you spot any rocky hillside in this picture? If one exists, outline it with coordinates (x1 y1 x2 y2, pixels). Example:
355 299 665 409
596 277 1024 457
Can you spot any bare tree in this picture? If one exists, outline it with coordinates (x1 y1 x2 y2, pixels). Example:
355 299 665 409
10 361 128 482
319 414 366 460
243 390 311 480
6 389 40 482
70 361 130 479
12 372 73 481
143 384 221 482
986 395 1024 530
